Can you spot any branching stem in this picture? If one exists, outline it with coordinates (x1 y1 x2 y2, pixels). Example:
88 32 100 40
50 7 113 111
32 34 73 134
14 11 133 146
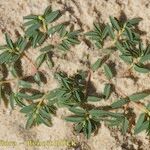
85 70 91 98
22 52 38 74
115 85 150 116
112 23 126 45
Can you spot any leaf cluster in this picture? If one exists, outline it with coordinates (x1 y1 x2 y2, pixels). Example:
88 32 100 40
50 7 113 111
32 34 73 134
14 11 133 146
0 34 27 64
86 16 150 73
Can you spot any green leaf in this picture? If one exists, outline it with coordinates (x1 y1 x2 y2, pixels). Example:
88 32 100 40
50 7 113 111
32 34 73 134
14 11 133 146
115 41 126 53
19 38 28 51
85 23 103 48
102 25 109 39
122 117 129 134
48 24 64 35
134 64 150 73
144 44 150 55
129 91 150 102
65 116 84 122
17 92 43 100
103 83 112 99
107 118 122 127
134 120 149 134
91 58 102 71
39 109 51 120
45 90 61 101
10 93 15 109
24 20 38 26
18 80 32 88
111 98 129 108
103 64 113 80
0 51 12 64
25 115 35 129
40 45 54 52
34 72 42 85
38 33 47 45
8 54 19 63
23 15 38 20
95 42 102 48
107 24 115 39
14 95 25 107
44 6 52 16
45 10 60 23
85 31 98 37
46 54 54 68
87 96 103 102
125 27 133 41
109 16 120 31
36 53 46 68
134 113 145 134
20 104 35 113
75 122 83 133
67 38 80 45
59 25 67 37
25 24 40 35
140 54 150 63
120 55 133 64
93 23 101 33
89 109 107 117
89 109 123 118
127 18 142 26
87 120 92 139
32 32 43 47
75 91 81 102
57 42 69 51
5 33 14 49
38 115 52 127
10 65 18 78
69 107 86 116
67 30 80 38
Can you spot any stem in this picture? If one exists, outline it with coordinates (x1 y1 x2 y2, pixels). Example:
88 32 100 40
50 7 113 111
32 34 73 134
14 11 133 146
35 92 50 115
131 102 150 115
22 52 38 74
0 79 17 84
85 70 91 98
111 23 126 46
119 63 134 77
38 15 48 33
0 76 25 84
37 96 45 109
118 24 126 41
0 72 37 85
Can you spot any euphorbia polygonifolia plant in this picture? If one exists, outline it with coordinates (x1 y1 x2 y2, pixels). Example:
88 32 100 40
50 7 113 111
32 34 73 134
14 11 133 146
0 6 149 139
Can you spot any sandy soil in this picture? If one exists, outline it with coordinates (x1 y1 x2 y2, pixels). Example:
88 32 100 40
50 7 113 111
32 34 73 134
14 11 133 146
0 0 150 150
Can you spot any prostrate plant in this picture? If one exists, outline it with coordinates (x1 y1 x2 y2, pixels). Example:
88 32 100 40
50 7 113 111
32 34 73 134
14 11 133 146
0 6 150 140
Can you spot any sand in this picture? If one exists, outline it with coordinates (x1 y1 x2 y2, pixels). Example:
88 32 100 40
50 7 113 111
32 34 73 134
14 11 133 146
0 0 150 150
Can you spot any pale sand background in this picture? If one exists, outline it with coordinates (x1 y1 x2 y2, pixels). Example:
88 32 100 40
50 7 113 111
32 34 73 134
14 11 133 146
0 0 150 150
